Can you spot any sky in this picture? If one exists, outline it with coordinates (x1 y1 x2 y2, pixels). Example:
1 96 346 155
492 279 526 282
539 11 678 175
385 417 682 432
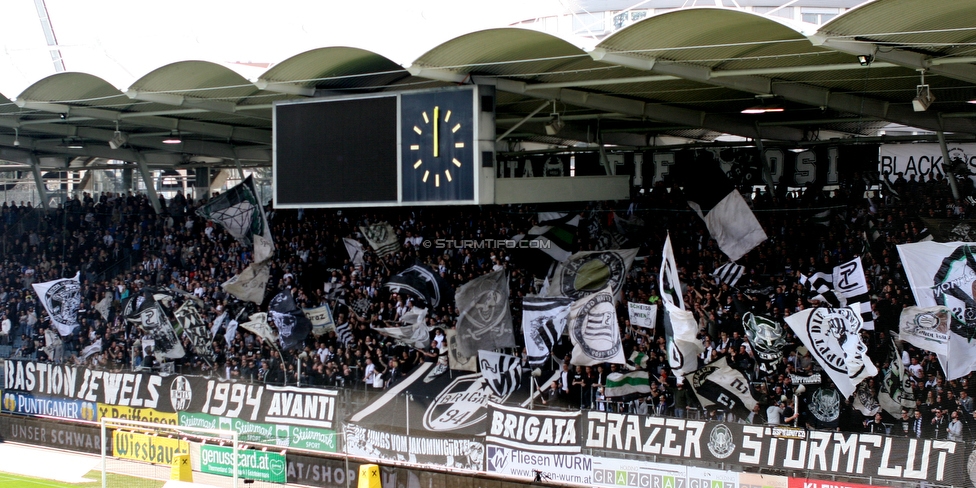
0 0 569 96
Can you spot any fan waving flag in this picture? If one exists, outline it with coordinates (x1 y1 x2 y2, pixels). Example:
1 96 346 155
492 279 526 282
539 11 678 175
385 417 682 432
688 355 758 420
546 248 637 301
513 212 580 276
455 270 515 358
384 264 453 308
478 350 522 397
878 335 915 417
32 272 82 336
680 152 766 262
238 312 277 346
604 371 651 400
127 293 185 359
269 291 313 351
343 238 365 265
712 262 745 287
196 175 274 263
567 285 625 366
373 307 430 350
660 235 704 376
898 241 976 380
521 296 572 367
360 222 401 258
222 261 269 305
784 307 877 397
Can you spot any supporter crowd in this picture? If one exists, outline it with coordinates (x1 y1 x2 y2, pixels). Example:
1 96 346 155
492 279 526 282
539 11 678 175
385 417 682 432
1 169 974 443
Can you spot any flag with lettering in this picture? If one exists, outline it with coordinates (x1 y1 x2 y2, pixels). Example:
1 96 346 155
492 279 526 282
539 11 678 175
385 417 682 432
567 285 626 366
784 307 877 397
898 241 976 380
128 293 185 360
687 355 758 420
303 305 335 336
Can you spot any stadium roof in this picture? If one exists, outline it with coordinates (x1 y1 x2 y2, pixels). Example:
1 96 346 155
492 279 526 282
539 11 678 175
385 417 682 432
1 0 975 172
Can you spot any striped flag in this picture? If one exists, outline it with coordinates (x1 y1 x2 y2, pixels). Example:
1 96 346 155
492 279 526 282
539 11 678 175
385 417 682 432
359 222 401 258
514 212 580 276
478 350 523 397
799 257 874 330
521 296 572 367
688 355 758 420
335 321 354 346
712 262 745 287
809 209 832 227
604 371 650 400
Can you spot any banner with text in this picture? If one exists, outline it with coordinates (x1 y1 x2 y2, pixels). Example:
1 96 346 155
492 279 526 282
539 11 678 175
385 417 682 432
583 412 966 486
880 143 976 185
3 360 339 430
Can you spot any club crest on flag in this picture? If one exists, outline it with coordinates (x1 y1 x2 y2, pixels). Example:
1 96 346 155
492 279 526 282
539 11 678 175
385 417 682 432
809 387 841 423
423 373 510 432
742 312 786 374
571 292 621 362
805 308 869 375
559 251 629 299
44 279 81 325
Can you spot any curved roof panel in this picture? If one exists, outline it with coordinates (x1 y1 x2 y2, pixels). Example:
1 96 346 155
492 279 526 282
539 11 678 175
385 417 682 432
261 47 409 92
16 72 124 105
128 61 260 103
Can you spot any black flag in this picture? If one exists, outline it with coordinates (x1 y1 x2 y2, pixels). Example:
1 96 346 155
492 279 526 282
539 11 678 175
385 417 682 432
269 291 313 351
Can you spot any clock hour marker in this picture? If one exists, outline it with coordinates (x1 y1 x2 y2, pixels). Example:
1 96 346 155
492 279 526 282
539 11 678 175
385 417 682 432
422 170 430 182
414 160 423 169
410 144 419 151
452 158 461 167
445 170 452 182
454 142 464 148
435 174 440 187
452 123 461 133
413 126 422 135
422 112 429 124
444 110 452 123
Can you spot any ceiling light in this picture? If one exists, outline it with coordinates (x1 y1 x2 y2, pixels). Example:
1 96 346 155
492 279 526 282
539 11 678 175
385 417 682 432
857 54 873 67
162 131 182 144
741 105 784 114
13 129 19 147
58 138 85 149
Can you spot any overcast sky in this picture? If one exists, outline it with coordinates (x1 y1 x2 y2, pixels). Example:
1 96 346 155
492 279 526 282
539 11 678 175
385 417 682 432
0 0 568 95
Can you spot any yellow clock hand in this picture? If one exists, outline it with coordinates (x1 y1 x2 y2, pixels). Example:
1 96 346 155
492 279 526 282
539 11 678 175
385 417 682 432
433 106 439 158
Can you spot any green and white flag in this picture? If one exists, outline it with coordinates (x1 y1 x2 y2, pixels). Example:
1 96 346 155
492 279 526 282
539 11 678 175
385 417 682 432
197 176 275 263
604 371 650 399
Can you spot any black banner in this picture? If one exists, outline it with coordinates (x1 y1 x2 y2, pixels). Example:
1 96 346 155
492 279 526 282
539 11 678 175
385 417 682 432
0 413 109 454
3 360 339 429
583 412 966 486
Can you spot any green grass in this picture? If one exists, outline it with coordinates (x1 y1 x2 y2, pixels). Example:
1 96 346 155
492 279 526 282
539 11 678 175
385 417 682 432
0 470 165 488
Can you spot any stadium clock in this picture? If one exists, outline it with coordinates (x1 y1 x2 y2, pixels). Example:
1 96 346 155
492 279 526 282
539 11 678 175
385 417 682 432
400 88 476 203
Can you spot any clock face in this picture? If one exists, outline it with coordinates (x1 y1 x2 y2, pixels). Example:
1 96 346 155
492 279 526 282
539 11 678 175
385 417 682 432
401 89 475 202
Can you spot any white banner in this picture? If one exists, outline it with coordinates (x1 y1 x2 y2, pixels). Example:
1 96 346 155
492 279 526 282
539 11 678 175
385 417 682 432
880 143 976 184
627 302 657 329
486 445 592 484
592 457 687 488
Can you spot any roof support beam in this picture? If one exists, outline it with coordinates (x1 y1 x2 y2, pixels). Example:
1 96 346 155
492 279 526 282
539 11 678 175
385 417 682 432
125 90 244 116
810 36 976 85
15 100 272 144
135 153 162 214
587 49 976 135
490 77 805 142
406 65 805 141
28 154 50 210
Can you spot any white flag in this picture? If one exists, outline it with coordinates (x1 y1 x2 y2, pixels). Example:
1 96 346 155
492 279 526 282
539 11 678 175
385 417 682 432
343 238 365 265
304 305 335 336
898 241 976 380
360 222 401 257
688 189 767 262
660 234 703 376
784 307 877 397
567 285 625 366
32 272 82 336
521 296 572 367
238 312 277 345
627 302 657 329
222 261 269 304
547 249 638 301
898 305 951 356
372 307 430 350
478 350 522 397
